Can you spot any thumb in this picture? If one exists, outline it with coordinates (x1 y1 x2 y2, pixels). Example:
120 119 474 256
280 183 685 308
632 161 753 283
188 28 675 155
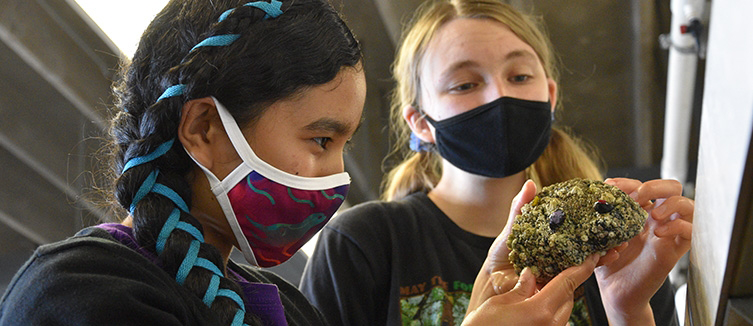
493 267 537 304
503 180 538 236
538 253 599 303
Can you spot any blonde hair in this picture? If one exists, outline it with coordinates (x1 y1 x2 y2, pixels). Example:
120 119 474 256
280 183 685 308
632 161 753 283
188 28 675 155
382 0 603 201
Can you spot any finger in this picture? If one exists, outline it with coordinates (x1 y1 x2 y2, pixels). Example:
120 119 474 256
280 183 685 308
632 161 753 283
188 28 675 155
654 219 693 241
652 196 694 223
604 178 643 195
596 248 621 267
612 241 629 253
504 180 538 233
538 253 599 304
486 180 539 274
495 180 538 253
552 299 576 326
491 270 519 295
631 179 683 206
494 268 537 303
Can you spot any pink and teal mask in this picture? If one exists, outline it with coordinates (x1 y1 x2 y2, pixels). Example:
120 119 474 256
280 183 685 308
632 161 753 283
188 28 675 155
189 97 350 267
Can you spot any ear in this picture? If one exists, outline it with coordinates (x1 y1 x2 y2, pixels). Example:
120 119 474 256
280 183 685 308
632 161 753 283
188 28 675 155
178 97 232 171
403 104 435 143
547 78 558 112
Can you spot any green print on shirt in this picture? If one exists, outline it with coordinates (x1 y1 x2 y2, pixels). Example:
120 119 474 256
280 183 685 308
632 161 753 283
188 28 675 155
400 286 470 326
399 277 592 326
400 276 470 325
568 285 592 326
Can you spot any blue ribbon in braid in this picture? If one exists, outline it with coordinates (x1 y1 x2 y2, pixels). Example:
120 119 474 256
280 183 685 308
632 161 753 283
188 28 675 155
122 139 175 173
189 35 241 53
219 0 283 22
128 169 190 214
203 274 221 306
176 240 201 285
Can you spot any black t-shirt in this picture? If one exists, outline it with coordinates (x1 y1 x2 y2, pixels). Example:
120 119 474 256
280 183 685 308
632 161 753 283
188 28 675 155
300 192 678 326
0 226 325 325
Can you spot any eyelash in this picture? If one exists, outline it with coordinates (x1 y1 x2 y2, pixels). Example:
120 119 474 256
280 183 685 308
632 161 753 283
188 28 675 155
313 137 331 149
313 138 354 151
511 74 531 83
450 74 532 92
450 83 477 92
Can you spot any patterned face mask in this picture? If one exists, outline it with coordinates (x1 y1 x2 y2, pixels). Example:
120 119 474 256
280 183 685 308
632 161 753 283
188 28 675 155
188 97 350 267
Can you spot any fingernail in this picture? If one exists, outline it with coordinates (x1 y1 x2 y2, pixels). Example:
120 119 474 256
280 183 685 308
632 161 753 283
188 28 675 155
515 268 531 289
604 178 615 185
590 253 600 264
629 191 639 201
490 271 503 286
655 225 668 235
653 205 667 217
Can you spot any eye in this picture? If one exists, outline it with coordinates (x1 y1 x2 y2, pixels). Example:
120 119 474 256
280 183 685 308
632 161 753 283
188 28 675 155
510 75 531 83
450 82 477 92
312 137 332 149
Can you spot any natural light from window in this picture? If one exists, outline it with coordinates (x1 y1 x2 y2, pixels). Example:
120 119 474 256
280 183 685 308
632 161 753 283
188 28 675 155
74 0 170 58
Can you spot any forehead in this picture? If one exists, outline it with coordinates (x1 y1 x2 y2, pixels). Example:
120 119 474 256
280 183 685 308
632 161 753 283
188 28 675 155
254 68 366 132
421 18 540 76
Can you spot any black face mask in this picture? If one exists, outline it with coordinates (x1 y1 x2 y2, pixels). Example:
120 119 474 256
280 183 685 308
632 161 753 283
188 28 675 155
424 96 552 178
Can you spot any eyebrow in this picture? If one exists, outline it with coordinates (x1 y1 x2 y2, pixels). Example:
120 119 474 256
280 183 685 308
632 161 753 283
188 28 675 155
437 49 540 82
504 49 539 62
304 117 362 136
438 60 479 84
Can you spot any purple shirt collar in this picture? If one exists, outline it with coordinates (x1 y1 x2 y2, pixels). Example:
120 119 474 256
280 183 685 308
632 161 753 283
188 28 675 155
97 223 288 325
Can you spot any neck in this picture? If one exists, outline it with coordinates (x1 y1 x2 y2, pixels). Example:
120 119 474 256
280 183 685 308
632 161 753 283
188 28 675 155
428 166 527 237
121 211 234 269
189 168 236 268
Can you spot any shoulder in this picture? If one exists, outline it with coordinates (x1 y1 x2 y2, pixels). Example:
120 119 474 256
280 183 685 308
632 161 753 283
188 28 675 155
7 227 162 282
0 227 207 325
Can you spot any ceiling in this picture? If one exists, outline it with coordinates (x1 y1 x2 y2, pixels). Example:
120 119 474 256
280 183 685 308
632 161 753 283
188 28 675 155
0 0 701 291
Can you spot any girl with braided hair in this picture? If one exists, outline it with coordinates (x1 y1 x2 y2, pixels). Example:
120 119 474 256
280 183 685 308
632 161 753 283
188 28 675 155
0 0 364 325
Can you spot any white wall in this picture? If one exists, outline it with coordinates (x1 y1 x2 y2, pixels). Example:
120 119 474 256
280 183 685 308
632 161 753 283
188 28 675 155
688 0 753 324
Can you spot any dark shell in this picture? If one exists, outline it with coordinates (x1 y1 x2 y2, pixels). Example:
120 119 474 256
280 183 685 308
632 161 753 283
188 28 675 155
594 200 614 214
549 209 565 230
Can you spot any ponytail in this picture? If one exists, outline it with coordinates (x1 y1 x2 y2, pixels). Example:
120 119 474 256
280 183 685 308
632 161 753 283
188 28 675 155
381 151 441 201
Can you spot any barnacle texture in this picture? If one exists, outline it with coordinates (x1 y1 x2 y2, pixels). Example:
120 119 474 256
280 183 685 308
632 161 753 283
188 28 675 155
507 178 647 281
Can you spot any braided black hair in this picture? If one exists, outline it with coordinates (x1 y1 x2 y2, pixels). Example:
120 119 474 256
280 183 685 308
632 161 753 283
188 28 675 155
107 0 362 324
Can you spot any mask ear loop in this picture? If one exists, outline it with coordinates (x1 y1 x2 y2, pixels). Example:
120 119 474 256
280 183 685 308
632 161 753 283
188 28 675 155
182 146 261 267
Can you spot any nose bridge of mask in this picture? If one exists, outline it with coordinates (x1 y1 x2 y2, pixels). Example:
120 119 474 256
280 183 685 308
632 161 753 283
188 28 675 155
210 97 351 190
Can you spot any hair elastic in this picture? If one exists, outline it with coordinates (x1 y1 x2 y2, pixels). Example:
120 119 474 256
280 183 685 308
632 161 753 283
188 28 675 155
409 132 434 152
